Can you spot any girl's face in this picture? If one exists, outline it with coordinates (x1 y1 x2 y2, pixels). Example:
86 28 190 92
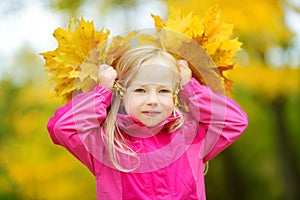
123 57 178 127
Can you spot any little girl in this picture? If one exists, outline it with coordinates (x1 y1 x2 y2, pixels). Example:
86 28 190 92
47 46 248 199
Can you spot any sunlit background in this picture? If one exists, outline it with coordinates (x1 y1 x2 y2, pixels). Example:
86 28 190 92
1 0 299 199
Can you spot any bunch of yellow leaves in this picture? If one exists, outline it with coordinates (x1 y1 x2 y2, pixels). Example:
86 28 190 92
152 5 242 94
41 5 242 102
41 18 138 102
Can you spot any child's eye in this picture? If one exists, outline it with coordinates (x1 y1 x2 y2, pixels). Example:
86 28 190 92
159 89 171 93
134 88 145 93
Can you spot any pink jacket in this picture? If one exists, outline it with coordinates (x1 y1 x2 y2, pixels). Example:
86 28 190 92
47 78 248 200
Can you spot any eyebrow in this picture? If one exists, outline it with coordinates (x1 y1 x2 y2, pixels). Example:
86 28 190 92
131 83 173 88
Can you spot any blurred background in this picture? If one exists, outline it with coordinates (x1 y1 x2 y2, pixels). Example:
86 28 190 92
0 0 299 199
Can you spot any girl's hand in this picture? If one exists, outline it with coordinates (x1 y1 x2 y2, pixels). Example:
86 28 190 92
97 64 117 90
178 60 192 85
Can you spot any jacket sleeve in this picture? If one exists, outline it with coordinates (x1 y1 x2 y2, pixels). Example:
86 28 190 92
47 86 113 174
180 78 248 162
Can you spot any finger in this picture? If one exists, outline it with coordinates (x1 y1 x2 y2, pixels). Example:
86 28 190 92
106 68 117 79
105 66 116 73
98 65 111 78
99 64 109 70
177 60 189 69
106 66 114 71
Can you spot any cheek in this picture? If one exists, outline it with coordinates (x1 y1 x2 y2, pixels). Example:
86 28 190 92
161 96 174 113
123 94 141 113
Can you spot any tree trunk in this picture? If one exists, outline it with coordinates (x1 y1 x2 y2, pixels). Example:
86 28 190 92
272 96 300 200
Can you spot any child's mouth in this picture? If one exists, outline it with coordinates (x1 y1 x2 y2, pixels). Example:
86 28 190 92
142 111 160 116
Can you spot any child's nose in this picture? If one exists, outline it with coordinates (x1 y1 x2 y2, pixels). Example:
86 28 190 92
146 93 159 106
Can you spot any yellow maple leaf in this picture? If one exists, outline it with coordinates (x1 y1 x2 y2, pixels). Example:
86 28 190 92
41 18 111 102
152 4 242 94
41 17 145 102
151 14 165 28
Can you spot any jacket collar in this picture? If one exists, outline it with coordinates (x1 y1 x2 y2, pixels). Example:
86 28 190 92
117 113 180 138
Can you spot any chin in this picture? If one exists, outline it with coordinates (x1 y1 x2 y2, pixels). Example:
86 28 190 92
144 120 163 127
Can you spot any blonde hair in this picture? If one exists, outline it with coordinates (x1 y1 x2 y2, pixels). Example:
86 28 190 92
102 46 184 172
